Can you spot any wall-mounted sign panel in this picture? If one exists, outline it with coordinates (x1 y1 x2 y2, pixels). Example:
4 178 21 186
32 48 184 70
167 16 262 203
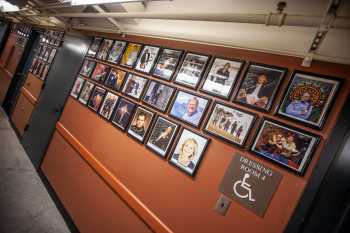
219 154 282 217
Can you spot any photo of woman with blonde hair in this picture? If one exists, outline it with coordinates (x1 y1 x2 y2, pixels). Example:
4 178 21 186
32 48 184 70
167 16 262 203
169 128 209 176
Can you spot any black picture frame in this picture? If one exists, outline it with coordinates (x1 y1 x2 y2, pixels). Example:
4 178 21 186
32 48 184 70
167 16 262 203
110 97 137 131
199 57 245 100
173 52 211 89
203 101 257 147
87 37 103 58
168 127 210 177
276 70 342 129
90 62 111 83
142 79 176 112
152 47 183 81
134 44 161 74
107 40 128 64
87 86 107 112
126 106 156 143
169 89 211 128
47 48 57 63
121 73 148 100
96 38 114 60
78 81 95 105
98 91 120 120
119 42 143 68
70 76 86 99
145 116 179 158
79 59 96 78
233 62 287 112
104 68 128 92
250 118 320 175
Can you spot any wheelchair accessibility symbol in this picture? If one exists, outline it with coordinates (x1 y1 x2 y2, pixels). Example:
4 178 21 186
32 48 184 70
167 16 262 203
233 173 255 202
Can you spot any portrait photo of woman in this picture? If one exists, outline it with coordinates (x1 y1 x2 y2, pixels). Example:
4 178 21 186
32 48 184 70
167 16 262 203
169 128 209 176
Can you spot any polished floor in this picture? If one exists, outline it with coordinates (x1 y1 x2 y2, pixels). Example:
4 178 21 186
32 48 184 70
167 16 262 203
0 109 71 233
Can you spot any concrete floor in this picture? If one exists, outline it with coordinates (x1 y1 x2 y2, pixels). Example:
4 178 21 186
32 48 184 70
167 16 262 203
0 109 71 233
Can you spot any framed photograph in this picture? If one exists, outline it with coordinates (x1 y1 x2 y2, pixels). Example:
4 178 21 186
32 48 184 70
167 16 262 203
152 48 183 81
41 64 50 80
204 102 256 147
29 57 38 72
134 45 160 74
39 45 47 58
79 59 96 77
146 116 179 157
111 97 136 130
87 86 106 112
107 40 127 64
169 128 209 176
277 71 341 128
121 73 148 100
87 37 102 57
47 48 57 63
127 106 155 142
174 52 210 89
78 81 95 105
96 39 114 60
70 76 85 98
200 57 244 99
90 63 110 83
104 68 127 91
250 119 319 175
169 90 210 128
43 47 51 61
142 80 175 112
119 43 143 68
98 92 119 120
54 39 61 47
234 63 287 111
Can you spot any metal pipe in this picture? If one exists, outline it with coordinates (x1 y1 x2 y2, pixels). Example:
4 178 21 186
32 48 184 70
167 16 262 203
30 12 350 28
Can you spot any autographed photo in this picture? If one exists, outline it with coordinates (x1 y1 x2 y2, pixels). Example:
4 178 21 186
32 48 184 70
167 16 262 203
107 40 127 64
99 92 119 120
169 91 209 127
205 103 255 146
278 72 340 128
169 128 209 176
143 80 175 112
122 74 148 100
174 53 210 88
146 116 178 157
104 68 127 91
153 48 182 80
201 58 243 99
135 45 160 73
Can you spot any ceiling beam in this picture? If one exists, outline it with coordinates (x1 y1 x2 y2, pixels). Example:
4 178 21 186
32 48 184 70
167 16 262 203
91 5 122 32
28 12 350 29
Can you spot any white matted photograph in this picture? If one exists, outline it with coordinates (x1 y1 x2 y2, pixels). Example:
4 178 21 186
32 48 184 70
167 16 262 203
201 58 244 99
169 128 209 176
174 53 210 89
134 45 160 73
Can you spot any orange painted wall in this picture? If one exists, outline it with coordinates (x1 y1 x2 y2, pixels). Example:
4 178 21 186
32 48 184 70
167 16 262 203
41 32 350 233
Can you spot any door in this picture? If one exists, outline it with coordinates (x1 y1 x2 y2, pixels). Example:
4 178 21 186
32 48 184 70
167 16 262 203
2 30 39 115
21 32 91 169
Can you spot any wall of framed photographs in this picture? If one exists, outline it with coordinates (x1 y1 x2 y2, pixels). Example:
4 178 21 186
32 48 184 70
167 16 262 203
41 30 350 233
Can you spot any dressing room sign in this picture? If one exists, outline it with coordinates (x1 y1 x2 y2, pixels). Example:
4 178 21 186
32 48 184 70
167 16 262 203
219 154 282 217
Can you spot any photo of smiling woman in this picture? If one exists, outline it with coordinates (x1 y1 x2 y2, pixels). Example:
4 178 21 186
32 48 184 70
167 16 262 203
169 128 209 176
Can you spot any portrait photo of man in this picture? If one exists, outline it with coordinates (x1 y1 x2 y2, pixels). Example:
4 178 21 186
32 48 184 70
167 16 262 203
127 107 154 142
170 91 209 127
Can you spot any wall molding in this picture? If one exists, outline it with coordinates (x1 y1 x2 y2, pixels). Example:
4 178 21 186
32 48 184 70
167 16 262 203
55 121 173 233
21 87 37 105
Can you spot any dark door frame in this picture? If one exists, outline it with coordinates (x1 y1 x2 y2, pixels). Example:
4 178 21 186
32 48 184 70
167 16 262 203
285 92 350 233
2 30 39 115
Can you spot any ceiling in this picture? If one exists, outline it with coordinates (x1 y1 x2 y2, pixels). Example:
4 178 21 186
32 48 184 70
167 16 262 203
2 0 350 65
